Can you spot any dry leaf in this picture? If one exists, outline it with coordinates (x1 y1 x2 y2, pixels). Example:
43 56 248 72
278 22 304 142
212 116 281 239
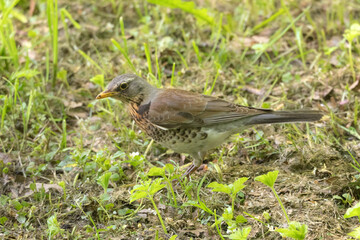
23 183 63 198
63 99 83 108
242 86 265 96
228 35 270 52
67 108 88 119
0 152 13 164
180 229 205 237
349 79 359 91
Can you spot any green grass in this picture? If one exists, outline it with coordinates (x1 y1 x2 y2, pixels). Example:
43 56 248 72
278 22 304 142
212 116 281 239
0 0 359 239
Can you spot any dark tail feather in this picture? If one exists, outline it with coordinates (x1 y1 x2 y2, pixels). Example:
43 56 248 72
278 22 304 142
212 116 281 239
243 110 323 126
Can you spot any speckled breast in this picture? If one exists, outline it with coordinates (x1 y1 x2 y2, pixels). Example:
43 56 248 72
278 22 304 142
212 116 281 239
148 125 213 154
128 103 210 153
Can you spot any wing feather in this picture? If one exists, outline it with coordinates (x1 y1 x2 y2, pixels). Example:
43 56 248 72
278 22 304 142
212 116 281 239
147 89 271 128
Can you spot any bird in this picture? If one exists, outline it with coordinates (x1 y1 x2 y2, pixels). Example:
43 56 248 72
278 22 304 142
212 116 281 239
96 73 323 177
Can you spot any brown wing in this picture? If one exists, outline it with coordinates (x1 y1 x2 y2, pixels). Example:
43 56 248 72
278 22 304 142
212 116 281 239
147 89 272 129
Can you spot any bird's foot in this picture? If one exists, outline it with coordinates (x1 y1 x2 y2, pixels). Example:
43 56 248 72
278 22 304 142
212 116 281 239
171 163 203 187
181 163 200 179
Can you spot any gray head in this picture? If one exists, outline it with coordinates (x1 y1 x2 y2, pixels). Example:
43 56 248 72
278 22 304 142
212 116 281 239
96 74 155 104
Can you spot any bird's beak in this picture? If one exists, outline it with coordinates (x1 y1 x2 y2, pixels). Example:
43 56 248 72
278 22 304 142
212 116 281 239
96 90 117 99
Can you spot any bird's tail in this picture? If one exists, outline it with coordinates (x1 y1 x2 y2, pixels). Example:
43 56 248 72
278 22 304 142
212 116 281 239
243 110 323 126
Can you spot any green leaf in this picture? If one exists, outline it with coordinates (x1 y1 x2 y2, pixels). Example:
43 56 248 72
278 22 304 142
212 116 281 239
0 216 7 225
0 195 10 206
148 178 166 196
169 235 178 240
60 8 81 29
130 191 147 203
90 74 105 89
183 200 209 212
148 167 165 177
164 163 174 174
105 203 114 210
235 215 247 224
11 200 22 210
332 195 343 201
348 226 360 239
16 214 26 224
222 207 233 220
226 227 252 240
97 172 112 193
232 177 248 195
183 200 202 208
344 23 360 42
58 181 66 191
254 170 279 188
276 221 308 240
100 193 111 201
30 182 37 191
118 208 133 216
208 182 231 195
57 69 67 82
251 8 285 33
251 43 269 54
344 202 360 219
146 0 215 26
111 39 137 73
47 214 61 237
130 180 152 202
111 173 120 182
261 102 271 109
338 125 360 140
11 9 28 23
12 69 40 79
262 212 271 221
182 200 197 207
21 201 30 208
131 182 150 193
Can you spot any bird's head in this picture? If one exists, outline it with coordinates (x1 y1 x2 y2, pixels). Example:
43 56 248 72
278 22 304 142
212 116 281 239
96 74 155 104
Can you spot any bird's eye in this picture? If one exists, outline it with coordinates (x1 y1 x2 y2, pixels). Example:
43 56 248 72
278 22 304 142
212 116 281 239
119 82 128 90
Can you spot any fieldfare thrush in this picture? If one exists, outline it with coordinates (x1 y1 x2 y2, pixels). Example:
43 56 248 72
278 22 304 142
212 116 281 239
96 74 323 177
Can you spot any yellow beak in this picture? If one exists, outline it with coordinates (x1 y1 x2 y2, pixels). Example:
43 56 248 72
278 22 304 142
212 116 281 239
96 91 117 99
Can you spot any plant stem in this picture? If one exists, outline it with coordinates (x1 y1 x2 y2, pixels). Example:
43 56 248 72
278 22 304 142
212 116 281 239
167 179 177 207
149 196 168 234
47 0 58 88
349 42 355 81
214 209 225 240
144 42 152 74
243 211 266 225
76 201 100 240
144 139 154 156
231 196 235 216
354 97 358 127
271 187 290 224
170 63 176 86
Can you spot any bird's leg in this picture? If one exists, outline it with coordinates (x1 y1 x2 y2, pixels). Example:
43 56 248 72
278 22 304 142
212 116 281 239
181 152 205 178
182 163 199 178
